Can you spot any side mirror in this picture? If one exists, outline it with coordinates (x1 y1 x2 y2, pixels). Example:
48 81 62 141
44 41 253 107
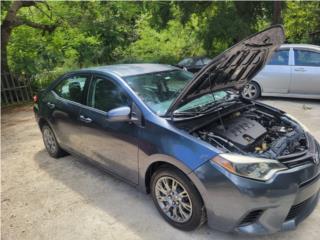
107 106 131 122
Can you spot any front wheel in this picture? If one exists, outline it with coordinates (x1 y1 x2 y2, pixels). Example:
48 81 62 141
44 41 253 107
242 82 261 99
151 167 206 231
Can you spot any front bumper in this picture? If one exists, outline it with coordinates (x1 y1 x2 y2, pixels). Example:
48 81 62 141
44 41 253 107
189 141 320 235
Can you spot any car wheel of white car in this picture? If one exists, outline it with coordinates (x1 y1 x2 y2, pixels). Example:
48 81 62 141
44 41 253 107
242 82 261 99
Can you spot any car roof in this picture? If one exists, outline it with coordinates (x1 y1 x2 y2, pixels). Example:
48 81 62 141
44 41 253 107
83 63 178 77
280 44 320 51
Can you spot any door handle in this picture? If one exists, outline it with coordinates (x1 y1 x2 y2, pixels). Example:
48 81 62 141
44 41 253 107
79 115 92 123
47 102 55 109
294 68 306 72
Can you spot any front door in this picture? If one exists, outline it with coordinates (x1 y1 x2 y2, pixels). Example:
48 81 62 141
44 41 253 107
255 48 291 94
79 75 139 184
290 49 320 95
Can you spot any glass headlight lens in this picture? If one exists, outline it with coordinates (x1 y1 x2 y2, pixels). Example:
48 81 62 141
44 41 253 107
285 113 309 132
212 154 287 181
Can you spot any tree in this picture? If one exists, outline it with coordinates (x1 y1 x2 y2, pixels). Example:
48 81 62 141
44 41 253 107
272 1 282 25
1 0 56 75
2 0 319 90
125 11 205 64
284 1 320 44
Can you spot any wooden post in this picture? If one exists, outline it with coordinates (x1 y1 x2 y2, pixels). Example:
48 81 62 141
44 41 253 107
3 74 14 104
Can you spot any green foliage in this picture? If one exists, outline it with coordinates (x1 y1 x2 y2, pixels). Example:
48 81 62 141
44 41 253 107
6 1 140 88
284 1 320 44
124 9 205 64
3 1 320 90
1 1 11 22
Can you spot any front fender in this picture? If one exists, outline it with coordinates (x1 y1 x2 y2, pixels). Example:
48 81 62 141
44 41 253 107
137 153 193 192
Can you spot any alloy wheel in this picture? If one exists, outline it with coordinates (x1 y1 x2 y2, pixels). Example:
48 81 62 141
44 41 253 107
155 176 192 223
43 127 57 154
242 83 258 99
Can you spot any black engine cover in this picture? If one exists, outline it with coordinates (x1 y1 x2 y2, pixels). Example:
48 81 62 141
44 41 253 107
212 117 266 149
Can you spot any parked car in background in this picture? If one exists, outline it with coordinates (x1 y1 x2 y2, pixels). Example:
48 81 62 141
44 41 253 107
34 26 320 235
176 57 211 73
242 44 320 99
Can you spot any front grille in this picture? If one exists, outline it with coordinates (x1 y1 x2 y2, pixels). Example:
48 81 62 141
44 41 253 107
239 210 263 226
279 154 314 168
285 197 312 221
278 133 319 168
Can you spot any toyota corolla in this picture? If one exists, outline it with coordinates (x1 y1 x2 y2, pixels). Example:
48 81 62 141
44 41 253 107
34 26 320 235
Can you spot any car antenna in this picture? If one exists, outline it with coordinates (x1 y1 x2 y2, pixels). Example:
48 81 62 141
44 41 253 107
209 72 225 131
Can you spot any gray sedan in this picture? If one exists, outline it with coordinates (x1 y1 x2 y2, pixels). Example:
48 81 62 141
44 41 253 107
242 44 320 99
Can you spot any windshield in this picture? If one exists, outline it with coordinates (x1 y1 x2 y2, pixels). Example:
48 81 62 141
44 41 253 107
176 91 229 113
124 70 233 116
124 70 193 115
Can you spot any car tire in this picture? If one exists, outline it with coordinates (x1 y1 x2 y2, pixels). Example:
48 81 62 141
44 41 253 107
242 82 261 99
41 124 66 158
151 166 206 231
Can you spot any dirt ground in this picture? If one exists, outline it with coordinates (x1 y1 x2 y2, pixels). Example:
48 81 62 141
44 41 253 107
1 98 320 240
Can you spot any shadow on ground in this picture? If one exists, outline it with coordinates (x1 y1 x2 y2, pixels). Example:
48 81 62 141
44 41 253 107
33 149 294 240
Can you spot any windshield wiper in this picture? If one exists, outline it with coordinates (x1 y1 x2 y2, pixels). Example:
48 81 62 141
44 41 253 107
196 100 237 113
172 111 201 117
172 100 237 119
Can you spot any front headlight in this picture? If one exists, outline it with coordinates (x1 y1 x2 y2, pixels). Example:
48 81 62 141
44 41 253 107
285 113 310 132
212 154 287 181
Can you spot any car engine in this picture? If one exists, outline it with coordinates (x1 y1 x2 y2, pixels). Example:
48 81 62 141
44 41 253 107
210 116 267 150
189 104 307 159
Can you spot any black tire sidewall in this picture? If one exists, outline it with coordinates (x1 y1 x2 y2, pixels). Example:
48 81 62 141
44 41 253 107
252 82 261 99
151 167 205 231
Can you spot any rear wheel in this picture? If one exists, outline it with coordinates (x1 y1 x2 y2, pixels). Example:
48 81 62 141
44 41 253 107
42 124 65 158
242 82 261 99
151 167 206 231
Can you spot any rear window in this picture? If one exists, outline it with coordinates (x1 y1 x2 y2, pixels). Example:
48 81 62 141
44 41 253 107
195 59 203 66
202 58 211 64
178 58 194 66
294 49 320 67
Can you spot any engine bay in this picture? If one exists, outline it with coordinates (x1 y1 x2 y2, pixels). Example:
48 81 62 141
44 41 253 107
183 102 308 159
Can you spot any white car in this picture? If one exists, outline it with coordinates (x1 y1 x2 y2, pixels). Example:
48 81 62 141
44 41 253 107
242 44 320 99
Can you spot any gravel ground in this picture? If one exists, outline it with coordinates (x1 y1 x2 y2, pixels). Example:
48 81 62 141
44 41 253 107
1 98 320 240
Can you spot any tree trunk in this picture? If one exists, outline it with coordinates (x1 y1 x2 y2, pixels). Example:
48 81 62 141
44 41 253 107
1 1 29 74
1 27 11 75
1 1 56 76
272 1 282 25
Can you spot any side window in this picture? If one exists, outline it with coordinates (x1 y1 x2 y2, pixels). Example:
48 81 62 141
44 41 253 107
195 59 204 66
178 58 193 66
54 75 88 103
202 58 211 65
267 50 289 65
294 49 320 67
87 76 129 112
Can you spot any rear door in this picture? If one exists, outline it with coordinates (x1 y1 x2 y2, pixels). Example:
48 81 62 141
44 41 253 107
44 73 91 151
78 74 139 184
290 48 320 94
254 48 292 94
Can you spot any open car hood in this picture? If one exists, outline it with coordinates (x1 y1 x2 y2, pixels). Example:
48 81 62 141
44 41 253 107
166 25 285 115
